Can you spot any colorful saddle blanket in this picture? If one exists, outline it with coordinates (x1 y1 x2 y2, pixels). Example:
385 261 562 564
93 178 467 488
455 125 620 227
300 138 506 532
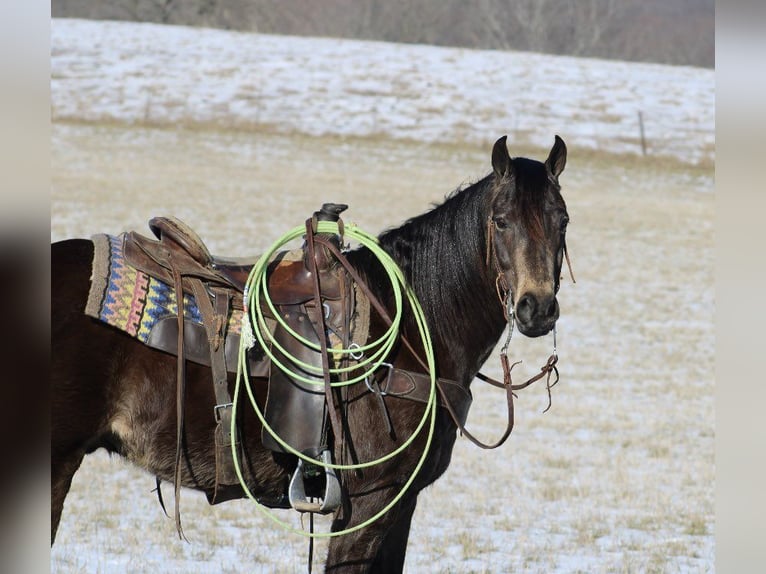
85 233 244 342
85 233 253 376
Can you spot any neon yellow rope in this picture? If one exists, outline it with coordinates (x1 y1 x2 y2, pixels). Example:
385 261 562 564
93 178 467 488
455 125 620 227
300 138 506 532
231 221 437 538
248 223 403 384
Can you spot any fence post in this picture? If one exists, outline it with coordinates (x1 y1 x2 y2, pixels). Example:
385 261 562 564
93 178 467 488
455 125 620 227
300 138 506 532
638 110 647 156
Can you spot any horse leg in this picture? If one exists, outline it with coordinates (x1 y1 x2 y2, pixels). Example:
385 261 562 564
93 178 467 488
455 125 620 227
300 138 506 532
325 491 419 573
369 496 418 573
51 239 119 543
50 449 85 544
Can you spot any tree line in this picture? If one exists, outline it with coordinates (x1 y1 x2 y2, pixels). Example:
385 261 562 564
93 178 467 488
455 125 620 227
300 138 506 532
53 0 714 68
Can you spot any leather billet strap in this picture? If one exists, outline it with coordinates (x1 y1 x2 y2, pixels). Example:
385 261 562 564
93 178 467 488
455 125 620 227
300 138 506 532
190 282 235 505
190 282 234 430
369 366 473 428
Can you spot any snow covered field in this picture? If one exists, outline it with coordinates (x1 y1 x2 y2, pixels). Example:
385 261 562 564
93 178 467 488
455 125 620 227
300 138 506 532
51 19 713 166
51 18 714 573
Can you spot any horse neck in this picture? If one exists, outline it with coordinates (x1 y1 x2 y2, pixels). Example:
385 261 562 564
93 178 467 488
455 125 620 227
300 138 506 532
350 177 508 384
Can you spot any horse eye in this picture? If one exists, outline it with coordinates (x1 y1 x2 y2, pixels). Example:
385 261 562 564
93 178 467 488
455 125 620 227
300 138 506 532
493 217 509 230
559 217 569 233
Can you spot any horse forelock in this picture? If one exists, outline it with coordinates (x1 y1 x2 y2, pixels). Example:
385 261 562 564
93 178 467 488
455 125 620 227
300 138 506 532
501 158 551 243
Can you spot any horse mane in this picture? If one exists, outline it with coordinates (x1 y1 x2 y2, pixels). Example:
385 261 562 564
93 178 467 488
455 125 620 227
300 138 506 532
371 174 504 374
347 157 553 378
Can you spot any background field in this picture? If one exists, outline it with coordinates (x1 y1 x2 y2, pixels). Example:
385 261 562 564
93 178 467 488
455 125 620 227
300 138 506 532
51 19 714 573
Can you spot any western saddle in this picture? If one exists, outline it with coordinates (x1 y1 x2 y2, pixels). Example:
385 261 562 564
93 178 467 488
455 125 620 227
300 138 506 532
122 204 357 519
120 204 474 532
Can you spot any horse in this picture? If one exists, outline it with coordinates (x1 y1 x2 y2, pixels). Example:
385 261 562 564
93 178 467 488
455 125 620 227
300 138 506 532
51 134 570 572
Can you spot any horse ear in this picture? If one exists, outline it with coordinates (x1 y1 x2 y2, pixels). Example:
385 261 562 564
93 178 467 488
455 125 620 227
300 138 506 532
492 135 512 178
545 135 567 179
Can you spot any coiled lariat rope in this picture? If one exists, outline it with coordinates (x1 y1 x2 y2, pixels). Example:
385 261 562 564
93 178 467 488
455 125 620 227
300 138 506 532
231 221 438 538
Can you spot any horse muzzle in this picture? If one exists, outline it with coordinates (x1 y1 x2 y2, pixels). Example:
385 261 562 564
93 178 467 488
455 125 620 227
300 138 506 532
514 292 559 338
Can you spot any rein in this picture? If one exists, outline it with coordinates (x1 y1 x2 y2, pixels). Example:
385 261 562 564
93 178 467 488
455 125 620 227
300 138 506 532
319 227 560 451
454 214 575 450
445 306 560 450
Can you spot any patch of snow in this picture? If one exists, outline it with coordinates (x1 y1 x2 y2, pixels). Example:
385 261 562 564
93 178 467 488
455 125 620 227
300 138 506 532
51 19 714 165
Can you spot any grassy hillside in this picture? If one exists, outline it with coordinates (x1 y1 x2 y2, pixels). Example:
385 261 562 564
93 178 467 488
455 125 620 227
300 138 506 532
51 122 714 572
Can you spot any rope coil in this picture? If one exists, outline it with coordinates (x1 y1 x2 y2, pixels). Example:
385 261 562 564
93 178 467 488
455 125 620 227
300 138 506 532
231 220 439 538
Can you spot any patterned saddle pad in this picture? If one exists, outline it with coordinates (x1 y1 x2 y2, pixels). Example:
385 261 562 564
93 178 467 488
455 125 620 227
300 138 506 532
85 233 244 343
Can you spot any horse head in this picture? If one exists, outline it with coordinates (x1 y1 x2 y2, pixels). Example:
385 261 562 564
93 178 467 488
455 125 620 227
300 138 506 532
487 135 569 338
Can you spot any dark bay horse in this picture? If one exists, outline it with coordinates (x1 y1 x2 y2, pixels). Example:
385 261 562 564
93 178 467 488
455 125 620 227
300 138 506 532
51 135 570 572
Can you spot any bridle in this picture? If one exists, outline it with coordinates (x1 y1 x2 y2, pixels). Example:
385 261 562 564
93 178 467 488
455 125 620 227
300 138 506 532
462 212 577 449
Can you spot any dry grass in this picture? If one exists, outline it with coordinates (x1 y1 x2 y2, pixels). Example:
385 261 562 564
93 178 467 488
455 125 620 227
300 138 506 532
51 121 714 572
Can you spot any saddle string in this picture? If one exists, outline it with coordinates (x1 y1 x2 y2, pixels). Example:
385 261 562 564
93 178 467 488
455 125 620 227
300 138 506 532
171 262 189 542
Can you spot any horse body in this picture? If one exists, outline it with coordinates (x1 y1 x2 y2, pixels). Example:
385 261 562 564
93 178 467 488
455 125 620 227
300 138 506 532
51 136 569 572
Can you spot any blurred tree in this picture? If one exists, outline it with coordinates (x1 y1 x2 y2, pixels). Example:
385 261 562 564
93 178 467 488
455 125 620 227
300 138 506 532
51 0 714 68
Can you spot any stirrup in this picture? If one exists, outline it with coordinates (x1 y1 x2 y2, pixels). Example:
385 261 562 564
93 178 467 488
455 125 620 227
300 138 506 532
288 449 341 514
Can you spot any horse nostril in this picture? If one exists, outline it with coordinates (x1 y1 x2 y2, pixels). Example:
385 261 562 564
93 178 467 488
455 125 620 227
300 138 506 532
515 294 536 324
545 298 559 319
516 294 558 325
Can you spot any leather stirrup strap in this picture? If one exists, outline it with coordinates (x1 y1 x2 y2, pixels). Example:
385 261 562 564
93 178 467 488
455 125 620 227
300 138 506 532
189 282 233 414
